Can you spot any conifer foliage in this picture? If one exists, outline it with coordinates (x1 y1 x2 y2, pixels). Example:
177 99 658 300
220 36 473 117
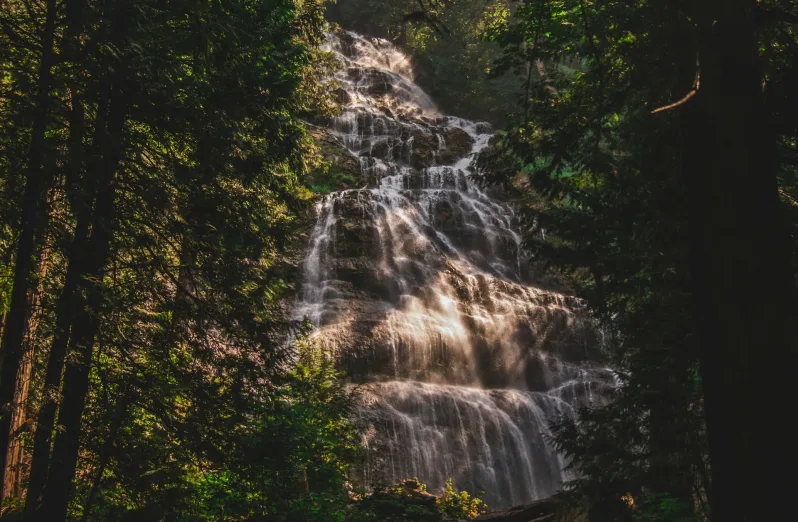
479 0 798 520
0 1 359 520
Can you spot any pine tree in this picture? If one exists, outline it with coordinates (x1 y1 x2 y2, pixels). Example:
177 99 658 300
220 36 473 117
480 0 798 519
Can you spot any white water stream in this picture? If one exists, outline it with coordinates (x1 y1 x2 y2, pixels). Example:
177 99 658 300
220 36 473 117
296 30 615 507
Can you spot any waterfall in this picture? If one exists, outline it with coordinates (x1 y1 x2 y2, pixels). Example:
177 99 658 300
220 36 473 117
296 30 615 508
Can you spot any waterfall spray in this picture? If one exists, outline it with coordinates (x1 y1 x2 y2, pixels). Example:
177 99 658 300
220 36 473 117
295 29 615 507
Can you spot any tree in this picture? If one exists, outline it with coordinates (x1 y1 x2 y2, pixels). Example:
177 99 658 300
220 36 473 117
0 0 363 520
0 0 57 495
480 0 798 519
687 2 798 519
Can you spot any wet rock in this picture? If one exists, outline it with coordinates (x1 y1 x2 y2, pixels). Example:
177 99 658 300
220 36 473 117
434 199 455 224
368 81 393 96
333 87 351 105
377 105 395 118
349 67 395 96
335 222 379 257
369 140 390 159
409 131 439 169
397 171 425 189
475 122 493 135
441 127 474 161
368 139 402 161
334 258 401 301
353 480 441 522
474 498 556 522
395 105 425 122
332 25 358 53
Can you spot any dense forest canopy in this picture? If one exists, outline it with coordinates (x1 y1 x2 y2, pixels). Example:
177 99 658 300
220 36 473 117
0 0 797 521
477 0 798 520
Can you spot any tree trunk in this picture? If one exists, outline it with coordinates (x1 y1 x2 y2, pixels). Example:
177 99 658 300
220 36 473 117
23 223 89 519
40 124 124 522
24 86 93 522
687 1 798 520
3 228 52 501
22 2 95 515
36 33 130 518
0 0 58 495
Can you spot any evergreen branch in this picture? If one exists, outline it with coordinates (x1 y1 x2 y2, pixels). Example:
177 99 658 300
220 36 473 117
758 6 798 25
0 14 40 52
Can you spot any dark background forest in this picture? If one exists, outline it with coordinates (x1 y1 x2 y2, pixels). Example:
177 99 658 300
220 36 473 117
1 0 797 521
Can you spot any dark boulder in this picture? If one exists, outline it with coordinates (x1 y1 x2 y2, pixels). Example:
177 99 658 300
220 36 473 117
441 127 474 162
354 479 441 522
333 86 351 105
475 122 493 135
409 131 440 169
474 498 557 522
368 81 393 96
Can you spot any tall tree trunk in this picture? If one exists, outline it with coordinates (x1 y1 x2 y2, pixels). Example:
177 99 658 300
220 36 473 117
22 2 91 515
0 0 58 494
22 248 82 519
40 123 124 522
3 226 52 500
687 1 798 520
0 250 10 368
24 87 93 522
37 38 129 519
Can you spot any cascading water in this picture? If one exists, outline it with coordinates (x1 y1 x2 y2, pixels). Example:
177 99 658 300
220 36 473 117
296 30 616 508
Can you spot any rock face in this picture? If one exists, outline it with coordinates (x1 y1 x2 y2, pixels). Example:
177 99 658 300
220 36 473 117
474 499 556 522
295 30 615 509
439 127 475 164
474 498 588 522
354 480 442 522
308 127 363 192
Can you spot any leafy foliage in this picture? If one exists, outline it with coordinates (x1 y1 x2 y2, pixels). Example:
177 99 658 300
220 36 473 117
0 1 365 520
631 493 696 522
346 478 486 521
74 337 359 522
435 479 487 520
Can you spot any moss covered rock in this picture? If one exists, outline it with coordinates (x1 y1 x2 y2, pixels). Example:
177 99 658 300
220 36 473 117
308 129 362 193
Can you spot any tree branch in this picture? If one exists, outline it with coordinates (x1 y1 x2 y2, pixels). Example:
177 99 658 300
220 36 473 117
758 6 798 25
651 70 700 114
779 188 798 207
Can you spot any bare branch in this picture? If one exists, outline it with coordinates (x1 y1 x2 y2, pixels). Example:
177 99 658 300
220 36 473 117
779 188 798 207
650 89 697 114
651 70 700 114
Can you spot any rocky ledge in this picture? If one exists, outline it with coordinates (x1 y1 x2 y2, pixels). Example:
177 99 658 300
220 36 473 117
337 479 584 522
475 499 556 522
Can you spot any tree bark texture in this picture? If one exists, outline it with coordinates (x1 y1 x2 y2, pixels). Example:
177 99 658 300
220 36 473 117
687 1 798 520
0 0 58 497
3 232 52 500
